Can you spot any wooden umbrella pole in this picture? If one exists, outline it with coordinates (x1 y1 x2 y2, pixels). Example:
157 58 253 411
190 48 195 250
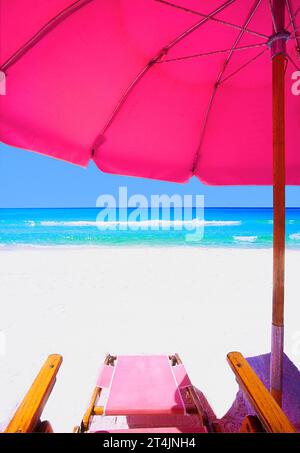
270 0 286 407
271 52 285 407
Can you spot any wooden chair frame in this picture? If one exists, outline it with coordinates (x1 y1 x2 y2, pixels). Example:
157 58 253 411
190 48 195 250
4 354 62 433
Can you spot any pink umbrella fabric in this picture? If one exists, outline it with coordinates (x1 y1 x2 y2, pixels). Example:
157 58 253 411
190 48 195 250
0 0 299 185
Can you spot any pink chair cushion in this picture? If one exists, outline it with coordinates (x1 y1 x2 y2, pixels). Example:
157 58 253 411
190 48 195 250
103 355 190 416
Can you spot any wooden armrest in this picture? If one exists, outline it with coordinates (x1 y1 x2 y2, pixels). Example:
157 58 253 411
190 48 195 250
4 354 62 433
227 352 296 433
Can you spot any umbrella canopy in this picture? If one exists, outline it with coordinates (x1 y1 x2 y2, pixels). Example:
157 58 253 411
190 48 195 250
0 0 299 184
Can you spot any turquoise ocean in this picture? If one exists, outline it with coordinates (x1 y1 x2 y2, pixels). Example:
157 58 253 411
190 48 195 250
0 208 300 249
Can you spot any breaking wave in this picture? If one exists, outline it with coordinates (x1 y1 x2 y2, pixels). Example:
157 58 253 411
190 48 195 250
233 236 257 243
38 219 241 228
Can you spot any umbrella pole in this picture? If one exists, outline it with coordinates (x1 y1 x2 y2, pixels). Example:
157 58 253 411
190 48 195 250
270 0 286 407
271 52 285 407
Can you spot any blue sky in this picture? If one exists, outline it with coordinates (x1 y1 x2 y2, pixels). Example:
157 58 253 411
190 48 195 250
0 142 299 208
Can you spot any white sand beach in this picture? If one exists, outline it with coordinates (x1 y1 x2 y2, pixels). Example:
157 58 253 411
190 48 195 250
0 246 300 432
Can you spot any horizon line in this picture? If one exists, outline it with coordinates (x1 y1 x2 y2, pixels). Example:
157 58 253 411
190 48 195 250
1 206 300 210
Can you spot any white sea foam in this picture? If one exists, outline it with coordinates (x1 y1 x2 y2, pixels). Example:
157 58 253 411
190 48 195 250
204 220 241 226
41 219 201 228
39 219 241 228
289 233 300 240
233 236 257 243
40 221 97 227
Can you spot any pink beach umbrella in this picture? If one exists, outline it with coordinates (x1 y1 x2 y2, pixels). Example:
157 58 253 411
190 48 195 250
0 0 299 405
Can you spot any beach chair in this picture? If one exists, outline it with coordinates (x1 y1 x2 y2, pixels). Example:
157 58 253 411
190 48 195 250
3 352 297 433
75 354 208 433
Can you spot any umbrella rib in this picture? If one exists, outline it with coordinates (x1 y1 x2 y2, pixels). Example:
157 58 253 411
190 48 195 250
267 0 278 33
0 0 95 72
154 0 268 39
285 0 300 53
286 5 300 28
290 24 300 37
161 0 236 51
99 55 163 136
287 54 300 71
220 48 268 84
99 0 236 138
192 0 262 173
157 42 266 64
